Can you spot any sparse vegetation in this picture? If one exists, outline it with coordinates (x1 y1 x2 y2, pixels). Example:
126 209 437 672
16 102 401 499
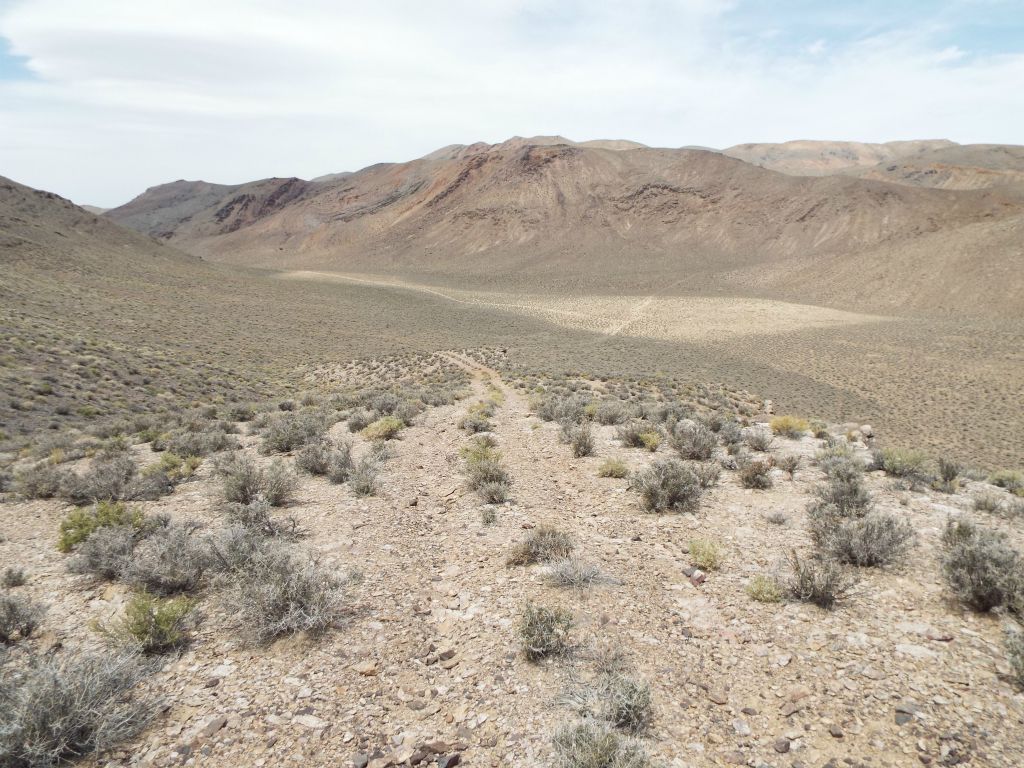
58 501 144 553
629 458 701 513
518 602 573 661
746 574 783 602
546 558 607 589
349 456 380 497
508 525 575 566
940 518 1023 613
0 651 154 767
616 421 661 452
1006 626 1024 688
2 567 27 588
551 721 651 768
122 522 209 595
97 592 195 654
787 552 855 609
361 415 404 441
810 510 916 567
0 594 45 643
770 415 810 439
739 458 773 489
745 428 774 452
671 420 717 460
990 470 1024 496
688 538 723 570
564 422 595 458
597 458 629 478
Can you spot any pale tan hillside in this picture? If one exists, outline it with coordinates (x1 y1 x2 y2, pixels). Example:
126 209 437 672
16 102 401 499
105 138 1024 318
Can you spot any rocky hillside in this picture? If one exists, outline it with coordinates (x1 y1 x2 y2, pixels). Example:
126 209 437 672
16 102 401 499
103 138 1024 317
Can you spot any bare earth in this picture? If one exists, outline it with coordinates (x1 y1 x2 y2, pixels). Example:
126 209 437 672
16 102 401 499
3 358 1022 767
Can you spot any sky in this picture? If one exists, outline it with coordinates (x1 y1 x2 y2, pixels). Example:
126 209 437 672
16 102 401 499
0 0 1022 207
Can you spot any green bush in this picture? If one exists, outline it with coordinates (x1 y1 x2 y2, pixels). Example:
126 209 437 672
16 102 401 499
688 538 723 570
746 574 782 603
360 415 404 441
58 501 144 553
98 592 195 654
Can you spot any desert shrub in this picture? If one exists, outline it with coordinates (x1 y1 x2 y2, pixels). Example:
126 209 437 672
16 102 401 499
218 453 263 505
459 412 493 433
592 400 630 425
58 501 144 552
481 507 497 525
477 479 511 503
3 567 27 588
567 669 654 735
14 462 67 499
746 574 782 603
349 456 379 497
68 525 137 580
0 651 153 766
361 415 404 441
98 592 195 654
61 455 136 504
877 447 929 481
739 459 773 490
1006 626 1024 688
811 463 872 517
940 519 1023 613
227 546 342 644
565 423 595 458
809 509 915 567
262 460 297 506
745 428 774 452
465 453 511 495
990 470 1024 496
933 457 960 493
295 440 333 475
776 454 800 478
346 408 376 433
261 412 326 454
369 391 400 415
122 522 208 595
327 443 355 484
787 552 854 609
688 461 720 488
717 420 743 446
508 525 575 566
278 399 295 411
537 394 588 424
688 538 722 570
630 459 701 513
670 421 717 460
142 452 201 483
597 458 629 478
551 721 650 768
228 404 256 422
974 492 1005 513
770 415 810 439
222 501 299 539
545 558 607 590
0 594 45 643
165 429 237 457
393 399 425 426
765 510 789 525
616 421 661 452
518 602 573 661
460 434 499 462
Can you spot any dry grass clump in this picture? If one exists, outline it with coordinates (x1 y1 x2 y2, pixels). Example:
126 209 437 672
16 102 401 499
536 393 589 424
545 558 608 590
739 458 773 489
551 721 651 768
990 470 1024 496
463 437 512 503
222 501 300 539
518 602 573 661
670 420 717 460
597 458 629 478
776 454 800 478
687 461 720 488
349 456 380 497
933 457 960 493
508 525 575 566
874 447 929 483
68 525 139 581
14 461 67 499
226 544 344 645
360 415 404 441
0 594 45 643
96 592 195 654
630 458 702 513
591 399 632 425
1006 626 1024 688
564 671 654 735
616 421 661 452
787 552 855 609
0 651 154 767
770 415 810 438
458 411 493 433
688 538 723 570
294 440 333 475
940 518 1023 613
746 574 783 603
744 428 774 452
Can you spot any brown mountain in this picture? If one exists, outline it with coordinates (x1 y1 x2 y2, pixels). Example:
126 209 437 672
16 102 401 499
105 137 1024 317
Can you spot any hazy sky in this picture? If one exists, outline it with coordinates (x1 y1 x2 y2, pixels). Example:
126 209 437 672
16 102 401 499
1 0 1022 207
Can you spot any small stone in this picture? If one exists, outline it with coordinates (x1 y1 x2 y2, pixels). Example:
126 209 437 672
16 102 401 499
200 715 227 738
895 712 914 726
354 660 378 676
437 755 461 768
829 725 844 738
689 569 706 586
409 497 418 507
293 714 328 730
351 754 369 768
732 719 751 736
773 737 791 753
708 688 728 705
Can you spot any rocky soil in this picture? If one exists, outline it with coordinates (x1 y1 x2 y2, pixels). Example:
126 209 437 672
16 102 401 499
2 355 1023 768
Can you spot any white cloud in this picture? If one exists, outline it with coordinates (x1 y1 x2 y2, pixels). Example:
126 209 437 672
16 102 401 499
0 0 1021 206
